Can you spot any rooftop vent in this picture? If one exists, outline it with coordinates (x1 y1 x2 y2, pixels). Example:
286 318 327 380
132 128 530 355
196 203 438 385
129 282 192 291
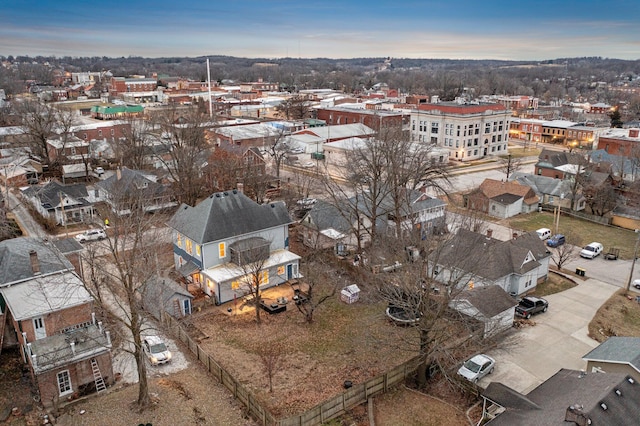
615 389 621 396
215 193 221 197
600 403 607 411
628 377 635 384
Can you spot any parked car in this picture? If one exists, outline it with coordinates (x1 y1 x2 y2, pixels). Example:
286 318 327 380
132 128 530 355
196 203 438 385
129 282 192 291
143 336 172 365
301 161 316 168
289 147 304 154
74 228 107 243
633 279 640 290
94 166 105 176
536 228 552 240
580 242 603 259
296 198 317 208
457 354 495 383
515 296 548 319
546 234 566 248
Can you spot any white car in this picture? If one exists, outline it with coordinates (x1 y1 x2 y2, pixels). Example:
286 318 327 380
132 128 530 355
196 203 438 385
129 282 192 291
301 161 316 168
75 229 107 243
457 354 495 383
580 242 603 259
633 279 640 290
143 336 172 365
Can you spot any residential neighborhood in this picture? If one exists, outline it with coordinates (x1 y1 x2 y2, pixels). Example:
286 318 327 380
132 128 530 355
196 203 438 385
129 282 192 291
1 53 640 426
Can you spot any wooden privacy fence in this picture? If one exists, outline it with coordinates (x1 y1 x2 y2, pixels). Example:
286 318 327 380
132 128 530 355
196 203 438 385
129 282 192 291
160 312 421 426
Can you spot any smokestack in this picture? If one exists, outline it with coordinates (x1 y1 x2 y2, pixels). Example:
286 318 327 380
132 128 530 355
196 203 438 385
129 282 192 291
116 167 122 180
29 250 41 275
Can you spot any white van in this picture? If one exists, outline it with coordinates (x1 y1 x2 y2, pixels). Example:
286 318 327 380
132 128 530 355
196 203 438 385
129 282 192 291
536 228 552 240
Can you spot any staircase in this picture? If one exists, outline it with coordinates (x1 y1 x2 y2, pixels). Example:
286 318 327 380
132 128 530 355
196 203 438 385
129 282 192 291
91 358 107 393
173 299 182 318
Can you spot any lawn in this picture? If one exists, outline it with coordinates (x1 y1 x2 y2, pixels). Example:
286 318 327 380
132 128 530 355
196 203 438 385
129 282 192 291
504 211 639 259
501 146 541 158
588 289 640 343
530 270 577 297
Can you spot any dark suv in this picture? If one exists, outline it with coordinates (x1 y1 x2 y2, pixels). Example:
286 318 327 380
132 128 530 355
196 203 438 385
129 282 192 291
515 296 548 319
546 234 565 248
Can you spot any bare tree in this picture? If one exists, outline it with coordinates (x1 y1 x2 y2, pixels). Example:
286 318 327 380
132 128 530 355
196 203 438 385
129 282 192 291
113 117 151 170
15 99 77 174
80 189 168 410
255 341 285 393
152 105 212 206
584 182 618 217
234 238 272 324
291 256 337 324
550 232 581 270
275 95 312 120
499 154 522 180
267 130 290 180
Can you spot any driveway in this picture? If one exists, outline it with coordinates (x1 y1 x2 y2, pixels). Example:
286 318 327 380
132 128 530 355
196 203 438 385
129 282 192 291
480 277 618 393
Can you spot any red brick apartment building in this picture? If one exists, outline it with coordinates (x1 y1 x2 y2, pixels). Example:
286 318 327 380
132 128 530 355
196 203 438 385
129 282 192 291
109 76 157 96
597 128 640 156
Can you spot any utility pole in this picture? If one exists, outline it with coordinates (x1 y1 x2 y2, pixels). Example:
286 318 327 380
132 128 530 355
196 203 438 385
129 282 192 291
625 229 640 295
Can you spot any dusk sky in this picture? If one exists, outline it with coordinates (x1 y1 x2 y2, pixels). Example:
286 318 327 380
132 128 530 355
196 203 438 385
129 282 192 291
2 0 639 61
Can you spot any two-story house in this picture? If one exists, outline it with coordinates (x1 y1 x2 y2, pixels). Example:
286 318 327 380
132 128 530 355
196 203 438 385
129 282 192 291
95 167 177 215
431 229 551 296
463 179 539 218
168 189 299 304
0 237 113 406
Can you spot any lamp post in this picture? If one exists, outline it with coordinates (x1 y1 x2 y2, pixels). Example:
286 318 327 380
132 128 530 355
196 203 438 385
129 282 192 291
625 229 640 295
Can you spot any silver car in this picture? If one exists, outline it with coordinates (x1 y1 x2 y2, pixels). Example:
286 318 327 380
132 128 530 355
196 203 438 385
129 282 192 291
457 354 495 383
143 336 172 365
74 228 107 243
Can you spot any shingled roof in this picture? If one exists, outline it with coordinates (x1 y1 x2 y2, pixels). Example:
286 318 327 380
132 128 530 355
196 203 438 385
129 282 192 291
455 285 517 318
583 337 640 373
476 179 539 205
0 237 74 286
169 190 293 244
22 181 91 210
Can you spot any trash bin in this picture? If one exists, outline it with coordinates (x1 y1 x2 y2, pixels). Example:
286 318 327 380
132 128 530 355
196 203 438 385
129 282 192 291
576 267 586 277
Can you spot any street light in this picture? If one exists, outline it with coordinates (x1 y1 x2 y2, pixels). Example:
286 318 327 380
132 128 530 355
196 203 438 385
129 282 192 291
625 229 640 295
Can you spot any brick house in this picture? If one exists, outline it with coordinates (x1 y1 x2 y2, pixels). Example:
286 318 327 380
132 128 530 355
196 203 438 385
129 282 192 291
0 237 113 406
168 190 299 304
534 149 585 179
46 135 90 165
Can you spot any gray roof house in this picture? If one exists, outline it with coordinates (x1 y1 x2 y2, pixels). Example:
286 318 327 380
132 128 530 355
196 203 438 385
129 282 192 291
432 229 551 296
583 337 640 382
141 275 193 320
0 237 113 406
510 172 582 211
95 167 177 215
482 369 640 425
449 285 518 338
299 188 446 251
22 181 96 226
168 189 299 304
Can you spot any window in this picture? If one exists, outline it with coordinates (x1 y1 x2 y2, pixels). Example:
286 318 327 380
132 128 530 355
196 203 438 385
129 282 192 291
231 280 240 290
485 123 491 133
218 242 226 258
57 370 72 396
196 244 201 256
98 130 102 137
431 137 438 144
277 266 285 275
110 128 115 135
176 233 182 248
473 149 478 156
474 138 478 146
186 239 193 255
475 128 479 135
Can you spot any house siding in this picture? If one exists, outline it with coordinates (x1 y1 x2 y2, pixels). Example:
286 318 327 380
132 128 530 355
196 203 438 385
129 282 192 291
586 361 640 382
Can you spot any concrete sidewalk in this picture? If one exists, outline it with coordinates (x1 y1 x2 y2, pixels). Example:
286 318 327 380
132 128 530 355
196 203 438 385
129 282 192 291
481 277 618 393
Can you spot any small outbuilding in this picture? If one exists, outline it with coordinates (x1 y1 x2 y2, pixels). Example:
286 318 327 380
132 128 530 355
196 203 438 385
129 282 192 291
340 284 360 304
141 275 194 319
450 285 518 338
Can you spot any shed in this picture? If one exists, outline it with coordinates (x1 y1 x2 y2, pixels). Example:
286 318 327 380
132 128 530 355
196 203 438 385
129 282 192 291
141 275 193 319
340 284 360 304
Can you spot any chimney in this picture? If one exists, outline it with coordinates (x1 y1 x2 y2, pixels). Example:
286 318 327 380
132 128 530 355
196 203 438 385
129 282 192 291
565 405 590 426
629 129 639 138
116 167 122 180
486 229 493 238
29 250 41 275
237 182 244 194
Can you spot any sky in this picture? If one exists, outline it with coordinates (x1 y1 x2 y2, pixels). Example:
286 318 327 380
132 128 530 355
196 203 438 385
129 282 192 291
1 0 639 61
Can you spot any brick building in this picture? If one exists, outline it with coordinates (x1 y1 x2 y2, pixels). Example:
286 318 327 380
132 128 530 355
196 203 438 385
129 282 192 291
597 128 640 156
316 107 405 131
0 237 113 406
